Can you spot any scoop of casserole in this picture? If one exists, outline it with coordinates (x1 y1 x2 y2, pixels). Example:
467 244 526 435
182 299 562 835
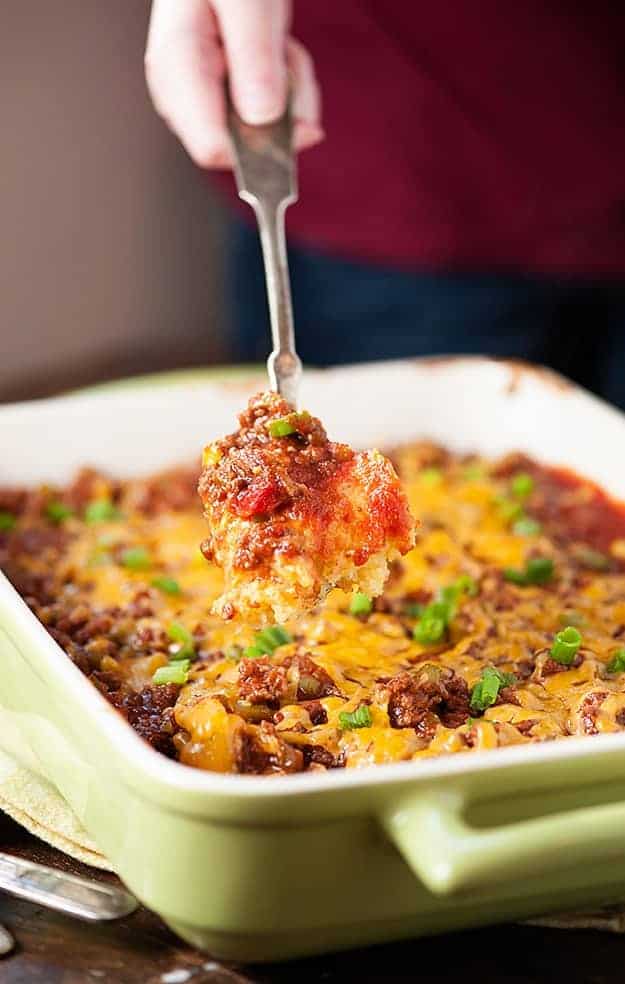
198 392 416 624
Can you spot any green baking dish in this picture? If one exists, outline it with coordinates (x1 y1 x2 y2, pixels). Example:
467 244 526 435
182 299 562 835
3 357 625 961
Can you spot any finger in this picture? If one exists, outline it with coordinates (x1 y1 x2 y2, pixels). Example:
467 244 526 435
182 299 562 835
212 0 289 125
145 0 231 167
286 37 324 151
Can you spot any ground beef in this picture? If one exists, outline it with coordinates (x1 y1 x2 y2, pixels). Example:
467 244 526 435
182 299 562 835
496 685 520 706
238 657 288 707
300 700 328 725
386 664 470 735
578 692 608 735
284 652 340 700
199 392 353 523
115 684 180 757
121 467 198 515
534 649 583 680
301 744 341 770
515 719 538 736
233 720 304 774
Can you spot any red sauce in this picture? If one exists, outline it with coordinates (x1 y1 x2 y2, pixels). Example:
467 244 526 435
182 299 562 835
530 462 625 554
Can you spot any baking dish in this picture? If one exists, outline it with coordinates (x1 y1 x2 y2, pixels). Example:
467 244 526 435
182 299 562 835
3 357 625 961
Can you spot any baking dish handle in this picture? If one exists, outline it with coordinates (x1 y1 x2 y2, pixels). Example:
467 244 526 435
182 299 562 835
381 790 625 895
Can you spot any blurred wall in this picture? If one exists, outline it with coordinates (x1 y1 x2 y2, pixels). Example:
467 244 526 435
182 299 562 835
1 1 230 402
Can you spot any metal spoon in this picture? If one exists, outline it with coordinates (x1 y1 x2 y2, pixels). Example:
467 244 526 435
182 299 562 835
227 92 302 408
0 852 137 922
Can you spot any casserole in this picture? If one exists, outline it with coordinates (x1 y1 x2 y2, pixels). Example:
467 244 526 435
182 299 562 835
3 357 625 960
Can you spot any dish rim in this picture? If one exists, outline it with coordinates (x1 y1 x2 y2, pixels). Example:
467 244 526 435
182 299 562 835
3 355 625 802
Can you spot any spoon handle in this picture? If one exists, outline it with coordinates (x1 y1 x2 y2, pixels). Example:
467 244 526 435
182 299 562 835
0 852 137 922
227 92 302 407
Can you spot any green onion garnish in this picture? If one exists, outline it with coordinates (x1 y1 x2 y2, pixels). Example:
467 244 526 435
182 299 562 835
244 625 292 658
504 556 554 586
167 621 195 658
495 497 524 523
85 499 122 523
550 626 582 665
607 650 625 674
268 417 297 438
267 412 309 439
413 577 477 645
513 516 542 537
413 613 446 644
419 467 442 485
151 576 181 595
463 464 485 481
153 661 190 685
45 501 73 524
0 511 16 532
120 546 152 571
349 592 372 616
338 704 373 730
511 473 534 499
243 645 266 659
470 667 516 713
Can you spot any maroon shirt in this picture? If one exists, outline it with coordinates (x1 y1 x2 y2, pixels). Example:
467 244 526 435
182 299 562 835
220 2 625 277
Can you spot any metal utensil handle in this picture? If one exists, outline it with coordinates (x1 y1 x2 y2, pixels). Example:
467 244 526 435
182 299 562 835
0 852 137 922
258 199 302 408
227 89 302 408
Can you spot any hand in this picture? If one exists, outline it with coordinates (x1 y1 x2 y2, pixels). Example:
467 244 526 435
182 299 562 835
145 0 323 168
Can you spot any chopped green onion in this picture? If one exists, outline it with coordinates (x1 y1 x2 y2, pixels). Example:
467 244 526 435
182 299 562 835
252 625 292 655
511 472 534 499
550 626 582 665
167 622 195 659
151 576 181 595
607 650 625 674
463 464 485 481
120 546 152 571
513 516 542 537
413 577 476 645
495 497 524 523
419 467 442 486
452 574 478 597
0 511 16 532
153 661 190 685
504 556 554 586
413 614 446 645
45 501 73 524
243 645 266 659
525 557 554 583
268 416 297 438
338 704 373 730
470 667 516 713
225 645 244 662
349 592 372 616
85 499 122 523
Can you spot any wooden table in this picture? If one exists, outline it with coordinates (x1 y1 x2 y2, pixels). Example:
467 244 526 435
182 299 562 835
1 813 625 984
